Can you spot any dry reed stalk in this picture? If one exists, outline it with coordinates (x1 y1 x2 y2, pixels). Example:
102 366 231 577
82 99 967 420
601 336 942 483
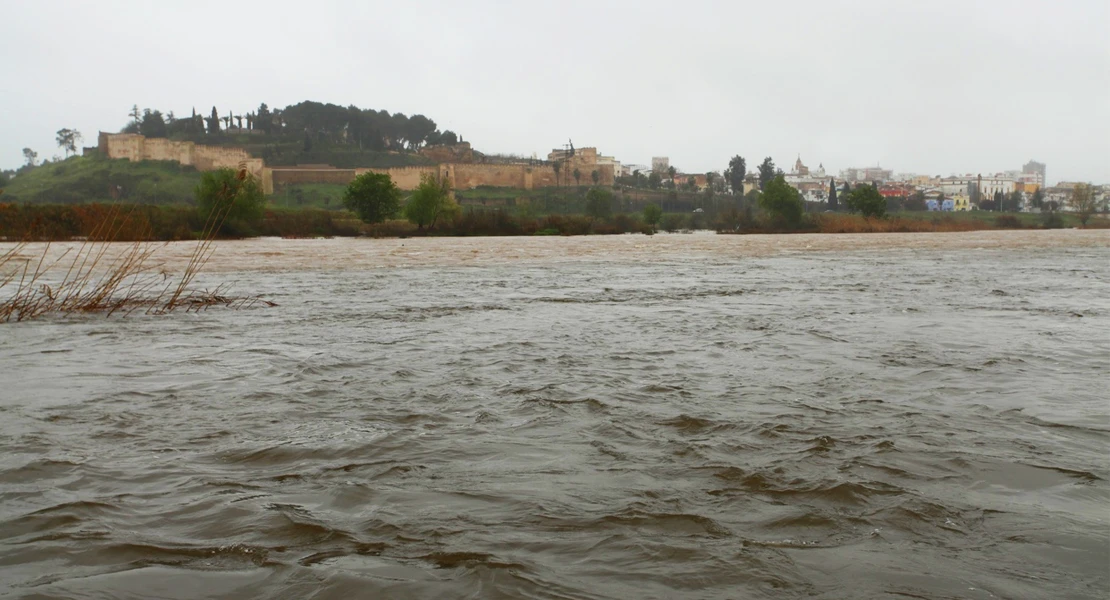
0 178 275 322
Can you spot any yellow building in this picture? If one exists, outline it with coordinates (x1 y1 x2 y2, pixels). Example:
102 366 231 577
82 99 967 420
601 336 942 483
953 194 971 211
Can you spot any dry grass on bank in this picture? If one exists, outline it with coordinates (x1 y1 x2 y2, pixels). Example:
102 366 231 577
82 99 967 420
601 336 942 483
1 203 274 323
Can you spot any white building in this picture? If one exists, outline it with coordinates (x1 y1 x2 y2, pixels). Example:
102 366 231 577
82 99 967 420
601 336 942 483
597 155 621 179
784 156 830 200
938 174 1015 200
841 166 893 183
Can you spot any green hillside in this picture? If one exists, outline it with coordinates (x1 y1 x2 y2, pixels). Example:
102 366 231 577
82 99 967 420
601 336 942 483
1 155 203 205
246 141 434 169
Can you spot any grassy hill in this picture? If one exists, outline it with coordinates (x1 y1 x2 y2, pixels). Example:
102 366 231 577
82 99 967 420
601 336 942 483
1 155 203 205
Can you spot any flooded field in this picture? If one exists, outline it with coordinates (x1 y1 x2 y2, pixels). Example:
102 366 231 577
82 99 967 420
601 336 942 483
1 230 1108 599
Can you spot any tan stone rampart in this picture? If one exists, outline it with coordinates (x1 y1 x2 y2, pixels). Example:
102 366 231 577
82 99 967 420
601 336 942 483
324 162 615 192
101 133 147 163
100 133 264 180
272 168 359 186
450 164 530 189
98 133 615 196
353 166 436 190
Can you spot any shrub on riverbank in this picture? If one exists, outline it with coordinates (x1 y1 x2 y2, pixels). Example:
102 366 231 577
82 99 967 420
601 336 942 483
1 204 273 322
0 203 201 241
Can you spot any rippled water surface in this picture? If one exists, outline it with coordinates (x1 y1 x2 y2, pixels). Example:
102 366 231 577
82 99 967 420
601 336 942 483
2 231 1108 599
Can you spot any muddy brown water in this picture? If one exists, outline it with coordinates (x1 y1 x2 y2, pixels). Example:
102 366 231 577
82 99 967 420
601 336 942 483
1 230 1108 599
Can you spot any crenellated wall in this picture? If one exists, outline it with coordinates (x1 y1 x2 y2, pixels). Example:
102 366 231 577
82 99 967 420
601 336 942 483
99 132 265 180
272 167 359 186
98 133 614 196
283 162 614 192
355 166 439 190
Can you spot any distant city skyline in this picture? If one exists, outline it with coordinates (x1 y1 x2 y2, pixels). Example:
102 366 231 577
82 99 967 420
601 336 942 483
1 0 1107 184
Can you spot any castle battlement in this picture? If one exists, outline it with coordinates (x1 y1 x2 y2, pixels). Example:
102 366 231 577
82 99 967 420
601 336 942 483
97 133 614 194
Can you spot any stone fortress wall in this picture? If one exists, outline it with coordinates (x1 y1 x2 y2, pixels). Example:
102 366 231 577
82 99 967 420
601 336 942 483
98 133 615 195
99 133 270 192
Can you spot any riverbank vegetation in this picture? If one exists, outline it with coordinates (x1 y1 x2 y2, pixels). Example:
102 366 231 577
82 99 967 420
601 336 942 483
0 201 273 322
6 202 1101 243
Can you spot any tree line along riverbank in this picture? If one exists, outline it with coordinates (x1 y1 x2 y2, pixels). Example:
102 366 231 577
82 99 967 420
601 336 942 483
1 202 1102 242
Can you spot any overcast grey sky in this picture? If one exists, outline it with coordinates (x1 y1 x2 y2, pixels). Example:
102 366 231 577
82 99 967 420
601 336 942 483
2 0 1107 183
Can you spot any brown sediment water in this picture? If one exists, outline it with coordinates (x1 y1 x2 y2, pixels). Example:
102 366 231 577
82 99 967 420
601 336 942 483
4 228 1109 273
1 229 1107 599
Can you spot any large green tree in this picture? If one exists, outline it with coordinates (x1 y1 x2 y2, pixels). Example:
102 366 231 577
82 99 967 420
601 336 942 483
585 186 614 221
55 129 82 158
1069 183 1096 225
827 178 838 211
728 155 746 195
1030 187 1045 210
846 184 886 218
757 157 775 191
643 203 663 232
758 174 804 225
139 109 168 138
343 172 402 223
255 103 272 134
195 168 267 231
404 173 457 230
405 114 437 149
904 190 927 211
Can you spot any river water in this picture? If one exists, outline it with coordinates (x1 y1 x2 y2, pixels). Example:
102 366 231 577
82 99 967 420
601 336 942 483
1 230 1108 599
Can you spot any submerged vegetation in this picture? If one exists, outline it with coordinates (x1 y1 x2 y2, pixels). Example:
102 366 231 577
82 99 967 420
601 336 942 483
195 168 267 236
